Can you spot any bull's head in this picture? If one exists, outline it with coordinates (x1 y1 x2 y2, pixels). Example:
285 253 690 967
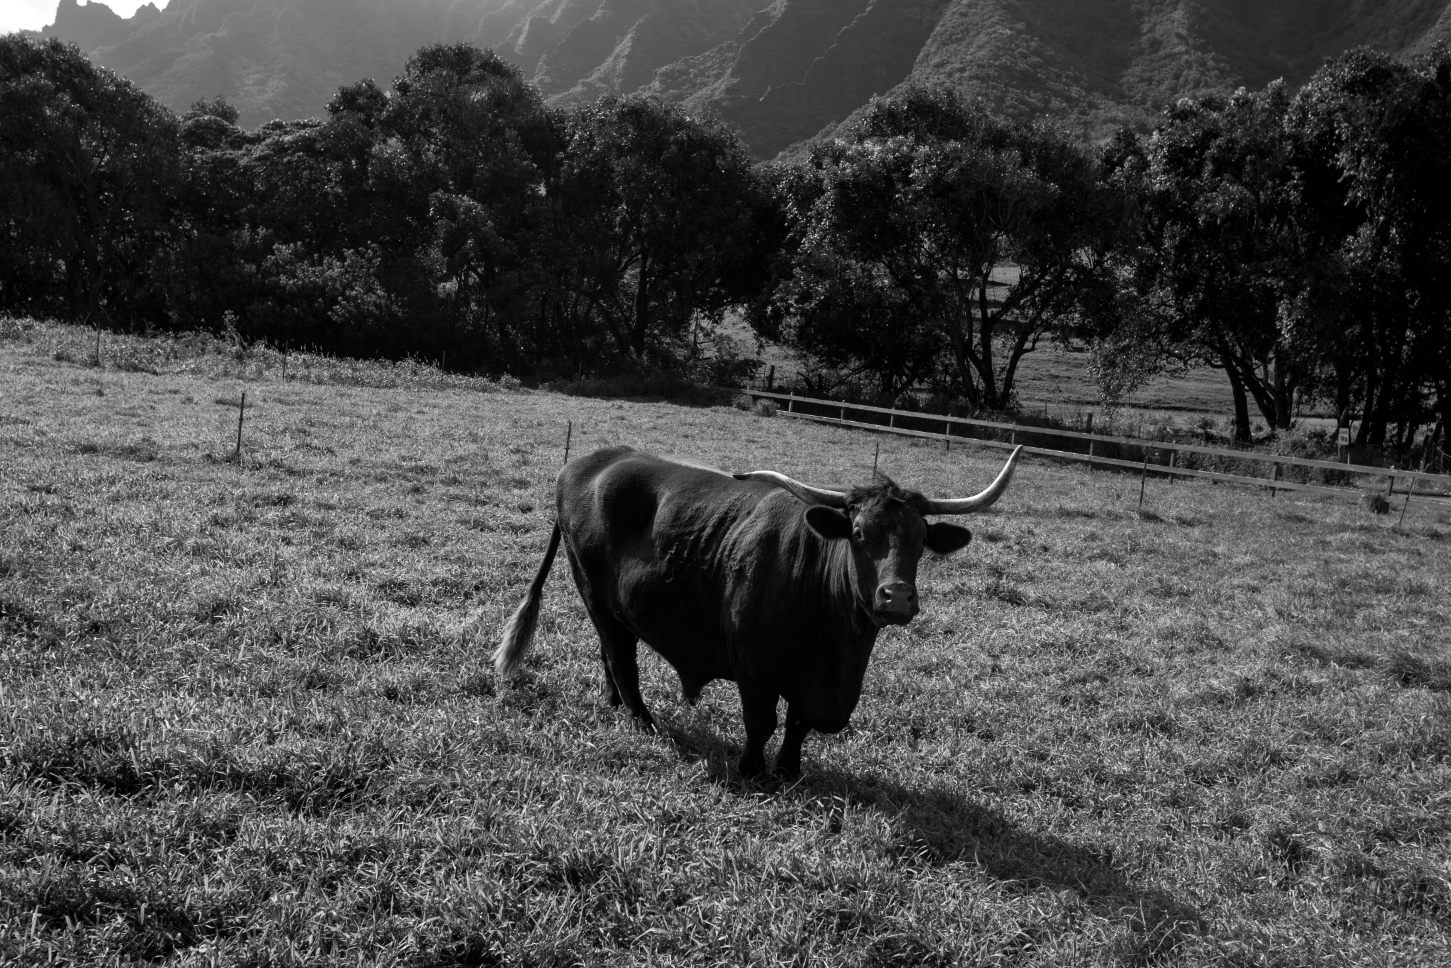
735 447 1021 627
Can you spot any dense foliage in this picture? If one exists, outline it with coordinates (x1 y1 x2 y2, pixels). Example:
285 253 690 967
761 89 1119 410
1 37 770 381
1094 46 1451 447
1 34 1446 454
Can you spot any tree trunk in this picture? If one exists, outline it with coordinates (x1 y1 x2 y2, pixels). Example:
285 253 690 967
1367 373 1397 449
631 256 651 357
1273 361 1293 431
1334 361 1353 432
1355 384 1377 448
1223 360 1253 443
975 278 1000 409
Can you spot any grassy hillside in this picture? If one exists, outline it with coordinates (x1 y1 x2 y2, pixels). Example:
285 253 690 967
2 322 1449 965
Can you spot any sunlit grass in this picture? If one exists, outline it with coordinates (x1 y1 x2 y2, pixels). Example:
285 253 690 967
2 322 1448 965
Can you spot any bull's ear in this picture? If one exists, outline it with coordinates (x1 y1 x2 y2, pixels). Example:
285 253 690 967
924 521 971 555
805 505 852 541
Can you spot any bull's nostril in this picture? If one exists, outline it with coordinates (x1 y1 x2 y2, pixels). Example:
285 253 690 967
876 583 917 612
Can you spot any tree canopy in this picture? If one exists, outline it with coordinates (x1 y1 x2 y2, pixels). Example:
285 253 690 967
0 34 1445 459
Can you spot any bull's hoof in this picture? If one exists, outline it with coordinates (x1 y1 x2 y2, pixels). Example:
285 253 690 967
773 758 802 781
737 753 767 779
679 676 705 705
631 713 657 734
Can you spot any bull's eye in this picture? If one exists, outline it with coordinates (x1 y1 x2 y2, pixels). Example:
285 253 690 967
852 526 864 542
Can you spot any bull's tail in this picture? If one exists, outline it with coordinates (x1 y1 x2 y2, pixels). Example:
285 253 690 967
493 521 563 676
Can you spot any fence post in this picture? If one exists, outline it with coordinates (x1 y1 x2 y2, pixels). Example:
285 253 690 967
766 365 775 392
1398 454 1428 528
839 406 845 425
234 391 246 462
1138 453 1149 509
944 421 951 453
1168 449 1176 484
1270 460 1279 498
1086 413 1095 475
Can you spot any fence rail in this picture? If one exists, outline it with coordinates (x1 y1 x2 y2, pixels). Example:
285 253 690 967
730 388 1451 512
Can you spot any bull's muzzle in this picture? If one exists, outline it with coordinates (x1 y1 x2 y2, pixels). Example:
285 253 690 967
874 581 919 624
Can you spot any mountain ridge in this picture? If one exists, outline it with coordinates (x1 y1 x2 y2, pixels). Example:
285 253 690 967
34 0 1451 156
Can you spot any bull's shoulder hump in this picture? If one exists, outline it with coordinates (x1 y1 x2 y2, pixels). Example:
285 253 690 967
557 445 640 491
558 448 754 513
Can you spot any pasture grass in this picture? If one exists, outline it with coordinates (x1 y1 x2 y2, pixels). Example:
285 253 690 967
2 323 1449 966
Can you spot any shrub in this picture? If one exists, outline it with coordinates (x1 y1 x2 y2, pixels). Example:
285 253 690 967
753 399 778 418
1362 491 1391 514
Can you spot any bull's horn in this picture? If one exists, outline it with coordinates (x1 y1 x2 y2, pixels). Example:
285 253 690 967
733 471 848 508
922 446 1023 515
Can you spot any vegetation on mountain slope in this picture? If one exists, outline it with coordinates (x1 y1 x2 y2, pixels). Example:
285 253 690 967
34 0 1451 156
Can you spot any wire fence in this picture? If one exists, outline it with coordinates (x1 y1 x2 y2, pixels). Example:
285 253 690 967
730 387 1451 513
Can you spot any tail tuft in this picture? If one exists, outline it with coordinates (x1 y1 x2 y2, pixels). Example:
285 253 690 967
493 590 541 676
493 521 562 677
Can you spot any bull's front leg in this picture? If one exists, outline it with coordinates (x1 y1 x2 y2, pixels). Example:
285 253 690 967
736 682 778 778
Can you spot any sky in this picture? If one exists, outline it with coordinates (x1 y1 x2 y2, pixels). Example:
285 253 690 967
1 1 156 36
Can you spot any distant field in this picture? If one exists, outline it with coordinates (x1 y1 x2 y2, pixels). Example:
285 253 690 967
1010 345 1236 416
734 321 1250 425
2 323 1448 965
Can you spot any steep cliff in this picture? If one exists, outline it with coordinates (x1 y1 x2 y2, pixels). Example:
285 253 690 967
36 0 1451 156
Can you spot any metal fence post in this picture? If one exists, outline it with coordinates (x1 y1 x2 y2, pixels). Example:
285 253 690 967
234 391 246 462
1398 454 1429 528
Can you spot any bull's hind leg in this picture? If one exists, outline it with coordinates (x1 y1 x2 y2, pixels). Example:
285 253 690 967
774 706 810 780
563 546 653 730
598 640 622 707
590 614 655 732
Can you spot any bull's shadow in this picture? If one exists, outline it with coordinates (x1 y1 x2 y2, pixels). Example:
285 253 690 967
660 714 1205 961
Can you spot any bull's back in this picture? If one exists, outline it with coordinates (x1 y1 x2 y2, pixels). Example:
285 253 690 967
555 448 763 667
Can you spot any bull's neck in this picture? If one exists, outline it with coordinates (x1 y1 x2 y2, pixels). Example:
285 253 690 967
824 536 880 640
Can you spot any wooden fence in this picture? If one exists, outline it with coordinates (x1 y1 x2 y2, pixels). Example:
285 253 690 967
731 388 1451 512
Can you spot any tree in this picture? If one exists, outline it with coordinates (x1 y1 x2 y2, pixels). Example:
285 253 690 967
0 36 179 327
549 96 774 367
372 44 565 369
766 88 1111 409
1286 47 1451 449
1116 84 1308 441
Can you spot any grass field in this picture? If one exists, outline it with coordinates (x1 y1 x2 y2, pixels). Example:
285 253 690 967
732 318 1246 424
2 323 1449 966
